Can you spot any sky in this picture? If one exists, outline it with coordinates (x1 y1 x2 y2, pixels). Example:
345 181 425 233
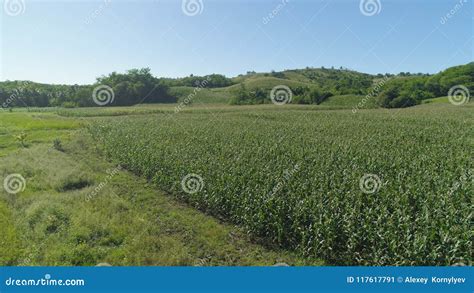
0 0 472 84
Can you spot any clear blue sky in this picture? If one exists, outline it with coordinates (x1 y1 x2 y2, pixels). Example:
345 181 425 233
1 0 472 84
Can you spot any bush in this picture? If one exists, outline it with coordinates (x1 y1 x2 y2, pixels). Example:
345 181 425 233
53 138 64 152
389 96 417 108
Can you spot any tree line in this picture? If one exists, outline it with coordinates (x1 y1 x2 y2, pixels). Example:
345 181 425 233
1 63 471 109
0 68 176 108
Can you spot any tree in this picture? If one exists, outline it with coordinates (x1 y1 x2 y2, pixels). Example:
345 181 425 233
95 68 175 106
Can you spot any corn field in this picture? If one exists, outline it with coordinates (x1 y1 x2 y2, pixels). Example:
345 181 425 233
89 105 473 265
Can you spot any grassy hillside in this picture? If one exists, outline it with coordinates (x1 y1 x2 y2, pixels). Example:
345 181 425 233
168 63 472 107
168 68 378 106
228 76 314 91
168 86 233 104
231 67 375 93
2 63 471 108
321 95 378 109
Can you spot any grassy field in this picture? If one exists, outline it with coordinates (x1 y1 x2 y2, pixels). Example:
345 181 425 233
1 102 472 266
0 113 80 157
0 110 320 266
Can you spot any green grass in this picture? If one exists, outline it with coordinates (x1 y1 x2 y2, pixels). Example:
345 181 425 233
420 96 474 105
2 103 472 266
0 111 319 266
227 76 314 92
169 86 233 104
89 103 473 265
422 96 450 104
0 202 22 265
0 112 80 157
321 94 378 109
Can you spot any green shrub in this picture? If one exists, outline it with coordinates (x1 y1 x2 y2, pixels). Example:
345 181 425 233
53 138 64 152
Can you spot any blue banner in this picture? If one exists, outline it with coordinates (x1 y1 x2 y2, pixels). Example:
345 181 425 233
0 266 472 292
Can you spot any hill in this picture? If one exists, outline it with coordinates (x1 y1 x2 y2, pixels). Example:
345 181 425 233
1 63 472 109
378 62 473 107
173 68 379 105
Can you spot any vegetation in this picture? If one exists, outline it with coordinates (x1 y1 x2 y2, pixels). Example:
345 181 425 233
87 103 473 266
285 67 374 95
0 111 316 266
322 95 378 109
0 112 79 157
1 102 472 266
162 74 235 88
1 63 471 109
0 68 176 108
378 63 474 107
94 68 175 106
1 63 472 266
230 84 334 105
